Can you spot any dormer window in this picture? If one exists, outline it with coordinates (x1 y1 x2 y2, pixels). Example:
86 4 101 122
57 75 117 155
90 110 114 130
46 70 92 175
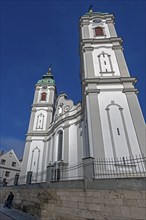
95 27 104 36
41 92 46 101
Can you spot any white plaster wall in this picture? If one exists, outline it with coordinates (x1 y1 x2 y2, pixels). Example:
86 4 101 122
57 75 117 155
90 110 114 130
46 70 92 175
69 124 78 164
26 140 44 174
52 134 58 163
98 90 141 159
68 124 79 179
46 139 52 165
92 46 120 76
98 84 123 90
49 88 55 104
83 52 87 78
78 121 84 161
81 117 89 158
81 25 88 39
33 109 47 131
86 95 94 157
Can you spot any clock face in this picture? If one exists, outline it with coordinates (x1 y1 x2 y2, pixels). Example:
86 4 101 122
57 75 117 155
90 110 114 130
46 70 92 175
93 19 102 23
42 85 47 89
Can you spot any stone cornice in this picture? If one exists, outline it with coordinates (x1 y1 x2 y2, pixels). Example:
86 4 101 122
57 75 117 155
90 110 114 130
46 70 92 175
32 103 54 108
31 109 53 113
83 47 94 52
112 45 123 50
82 77 137 85
0 166 21 172
123 88 138 94
26 131 48 136
81 37 123 46
85 89 100 95
81 21 90 25
79 13 114 23
106 19 115 24
35 84 56 89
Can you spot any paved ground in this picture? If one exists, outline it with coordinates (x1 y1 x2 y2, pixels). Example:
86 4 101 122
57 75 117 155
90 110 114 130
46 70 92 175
0 211 14 220
0 203 40 220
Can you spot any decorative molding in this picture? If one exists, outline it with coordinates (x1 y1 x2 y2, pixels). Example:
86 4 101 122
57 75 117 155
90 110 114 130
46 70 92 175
32 103 54 108
81 37 122 45
122 88 138 93
82 77 137 85
26 110 82 138
105 101 132 156
82 21 90 25
106 19 114 24
85 89 100 95
79 14 114 23
0 166 21 172
112 45 123 50
83 47 94 52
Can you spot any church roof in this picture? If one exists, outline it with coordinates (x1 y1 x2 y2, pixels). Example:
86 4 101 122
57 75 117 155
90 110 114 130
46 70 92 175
37 68 55 85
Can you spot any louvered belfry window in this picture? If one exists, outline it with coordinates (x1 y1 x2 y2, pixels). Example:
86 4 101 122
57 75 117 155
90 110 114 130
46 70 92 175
95 27 104 36
41 92 46 101
58 131 63 161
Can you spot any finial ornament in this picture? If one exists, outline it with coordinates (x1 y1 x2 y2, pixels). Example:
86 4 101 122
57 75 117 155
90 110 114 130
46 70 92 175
48 64 52 74
88 5 93 12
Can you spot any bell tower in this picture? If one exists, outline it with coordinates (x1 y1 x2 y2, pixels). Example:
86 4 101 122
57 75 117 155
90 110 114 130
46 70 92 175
28 68 56 133
80 10 145 159
20 68 57 180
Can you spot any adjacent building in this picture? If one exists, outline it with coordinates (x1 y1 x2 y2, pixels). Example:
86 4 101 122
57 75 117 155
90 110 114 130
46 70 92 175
0 150 22 185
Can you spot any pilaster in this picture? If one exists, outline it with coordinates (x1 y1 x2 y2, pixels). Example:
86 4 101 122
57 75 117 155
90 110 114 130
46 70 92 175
113 45 130 77
106 20 117 37
33 87 39 104
20 141 31 178
125 92 146 156
83 47 95 78
85 85 105 159
28 109 36 132
76 123 83 163
63 122 69 164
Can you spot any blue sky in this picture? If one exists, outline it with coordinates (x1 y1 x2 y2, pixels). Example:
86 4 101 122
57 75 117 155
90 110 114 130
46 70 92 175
0 0 145 159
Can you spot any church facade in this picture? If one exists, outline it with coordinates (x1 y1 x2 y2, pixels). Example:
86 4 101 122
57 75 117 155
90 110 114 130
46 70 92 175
20 10 145 182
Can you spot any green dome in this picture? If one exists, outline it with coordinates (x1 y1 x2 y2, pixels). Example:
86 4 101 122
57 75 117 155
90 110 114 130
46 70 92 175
37 68 55 85
82 10 108 17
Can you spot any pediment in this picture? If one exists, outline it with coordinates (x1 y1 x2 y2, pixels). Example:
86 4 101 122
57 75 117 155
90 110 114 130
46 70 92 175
54 93 74 120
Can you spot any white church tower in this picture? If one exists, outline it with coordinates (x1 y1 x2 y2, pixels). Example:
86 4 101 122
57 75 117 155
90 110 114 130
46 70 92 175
20 69 57 180
80 9 145 160
20 10 145 182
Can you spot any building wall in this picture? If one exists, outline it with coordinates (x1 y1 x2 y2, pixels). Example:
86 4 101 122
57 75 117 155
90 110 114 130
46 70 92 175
98 87 141 159
1 178 145 220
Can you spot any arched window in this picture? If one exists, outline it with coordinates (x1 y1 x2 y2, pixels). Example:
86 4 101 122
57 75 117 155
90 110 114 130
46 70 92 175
41 92 46 101
95 27 104 36
57 131 63 161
